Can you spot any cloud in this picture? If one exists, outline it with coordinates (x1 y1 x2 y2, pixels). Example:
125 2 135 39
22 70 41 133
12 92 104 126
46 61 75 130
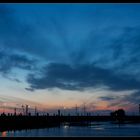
1 4 140 68
0 5 73 64
0 94 44 112
0 50 36 76
98 91 140 112
1 4 140 95
26 62 140 92
122 91 140 105
99 96 115 101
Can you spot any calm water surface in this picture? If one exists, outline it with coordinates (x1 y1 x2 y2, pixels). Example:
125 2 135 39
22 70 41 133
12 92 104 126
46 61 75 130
1 122 140 137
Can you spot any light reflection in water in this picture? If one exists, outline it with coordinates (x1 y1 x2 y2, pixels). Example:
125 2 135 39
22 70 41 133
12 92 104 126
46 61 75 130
0 130 15 137
1 131 7 137
0 123 140 137
63 125 69 129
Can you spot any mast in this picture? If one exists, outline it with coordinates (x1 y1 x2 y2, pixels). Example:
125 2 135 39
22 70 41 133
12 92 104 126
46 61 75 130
83 103 86 116
75 104 78 116
35 106 37 116
25 105 28 116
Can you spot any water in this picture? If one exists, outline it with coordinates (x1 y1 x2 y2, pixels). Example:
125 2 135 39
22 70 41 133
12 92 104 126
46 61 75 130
1 122 140 137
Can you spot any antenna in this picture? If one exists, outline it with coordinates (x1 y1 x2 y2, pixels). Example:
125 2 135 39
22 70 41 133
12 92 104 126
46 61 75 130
35 106 37 116
83 103 86 116
75 104 78 116
25 105 28 116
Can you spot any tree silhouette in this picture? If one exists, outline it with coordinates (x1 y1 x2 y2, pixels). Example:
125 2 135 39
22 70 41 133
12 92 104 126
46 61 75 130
110 108 125 123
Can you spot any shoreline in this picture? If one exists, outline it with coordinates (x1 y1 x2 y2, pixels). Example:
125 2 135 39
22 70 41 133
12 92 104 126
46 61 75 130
0 115 140 132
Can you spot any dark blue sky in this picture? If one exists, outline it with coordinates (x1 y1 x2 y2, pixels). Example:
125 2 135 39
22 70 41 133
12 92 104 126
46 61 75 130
0 4 140 114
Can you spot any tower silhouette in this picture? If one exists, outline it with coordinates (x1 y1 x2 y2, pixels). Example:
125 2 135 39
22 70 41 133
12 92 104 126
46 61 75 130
35 106 37 116
83 103 86 116
25 105 29 116
75 104 78 116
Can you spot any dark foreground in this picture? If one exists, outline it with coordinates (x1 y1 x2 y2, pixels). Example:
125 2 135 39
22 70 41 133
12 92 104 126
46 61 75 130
0 115 140 132
1 122 140 137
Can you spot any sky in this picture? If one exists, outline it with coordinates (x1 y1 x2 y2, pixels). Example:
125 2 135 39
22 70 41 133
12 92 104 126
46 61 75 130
0 3 140 115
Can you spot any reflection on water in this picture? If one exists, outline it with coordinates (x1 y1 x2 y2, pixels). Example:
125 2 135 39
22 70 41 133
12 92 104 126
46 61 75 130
0 122 140 137
0 131 14 137
1 131 7 137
